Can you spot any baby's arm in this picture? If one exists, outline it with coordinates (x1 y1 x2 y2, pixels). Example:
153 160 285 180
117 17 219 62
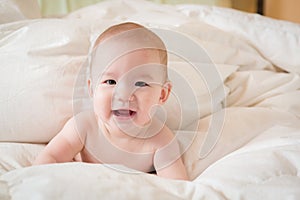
156 157 188 180
154 130 189 180
33 117 85 165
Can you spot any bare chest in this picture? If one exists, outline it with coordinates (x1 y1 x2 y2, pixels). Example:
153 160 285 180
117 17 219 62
80 130 156 173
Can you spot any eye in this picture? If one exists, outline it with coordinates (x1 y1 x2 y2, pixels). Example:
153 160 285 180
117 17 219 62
135 81 149 87
103 79 116 85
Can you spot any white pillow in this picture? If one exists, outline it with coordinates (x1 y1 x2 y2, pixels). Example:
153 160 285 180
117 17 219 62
164 62 236 130
0 19 90 143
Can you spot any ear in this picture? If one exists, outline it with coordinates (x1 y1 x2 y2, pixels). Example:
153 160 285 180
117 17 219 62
159 81 172 104
87 79 94 98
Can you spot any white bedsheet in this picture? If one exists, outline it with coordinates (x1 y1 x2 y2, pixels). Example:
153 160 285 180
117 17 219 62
0 0 300 199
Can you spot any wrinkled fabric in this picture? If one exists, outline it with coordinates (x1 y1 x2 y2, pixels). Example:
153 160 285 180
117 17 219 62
0 0 300 199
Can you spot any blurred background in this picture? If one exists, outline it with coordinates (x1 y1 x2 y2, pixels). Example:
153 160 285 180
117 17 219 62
36 0 300 23
2 0 300 24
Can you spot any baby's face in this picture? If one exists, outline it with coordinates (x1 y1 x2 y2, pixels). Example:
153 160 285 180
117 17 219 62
90 49 169 133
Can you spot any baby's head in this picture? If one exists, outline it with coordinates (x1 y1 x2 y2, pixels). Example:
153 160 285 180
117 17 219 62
89 22 168 85
88 22 172 131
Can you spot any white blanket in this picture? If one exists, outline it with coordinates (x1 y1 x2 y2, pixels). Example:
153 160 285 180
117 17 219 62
0 0 300 199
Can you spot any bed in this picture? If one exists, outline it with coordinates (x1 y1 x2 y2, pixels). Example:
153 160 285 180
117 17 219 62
1 0 300 199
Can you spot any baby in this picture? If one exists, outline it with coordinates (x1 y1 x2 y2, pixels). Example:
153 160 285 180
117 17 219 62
34 22 188 180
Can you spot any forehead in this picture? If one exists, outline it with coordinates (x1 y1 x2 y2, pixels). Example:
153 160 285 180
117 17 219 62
98 52 166 86
91 47 163 77
103 53 166 83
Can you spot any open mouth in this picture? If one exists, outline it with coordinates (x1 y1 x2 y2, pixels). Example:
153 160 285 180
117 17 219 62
112 109 136 118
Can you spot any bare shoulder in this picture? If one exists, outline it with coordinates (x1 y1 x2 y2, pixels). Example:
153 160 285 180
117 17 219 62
66 111 97 139
72 111 97 128
152 125 175 149
56 111 98 149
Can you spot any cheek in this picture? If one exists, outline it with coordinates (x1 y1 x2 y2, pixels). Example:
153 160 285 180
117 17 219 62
136 89 162 109
93 88 112 119
135 90 162 124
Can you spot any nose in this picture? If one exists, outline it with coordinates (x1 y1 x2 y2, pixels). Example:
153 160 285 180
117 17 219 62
113 91 134 102
113 82 135 102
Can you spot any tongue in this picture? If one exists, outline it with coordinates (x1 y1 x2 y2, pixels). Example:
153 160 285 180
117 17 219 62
115 110 132 117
